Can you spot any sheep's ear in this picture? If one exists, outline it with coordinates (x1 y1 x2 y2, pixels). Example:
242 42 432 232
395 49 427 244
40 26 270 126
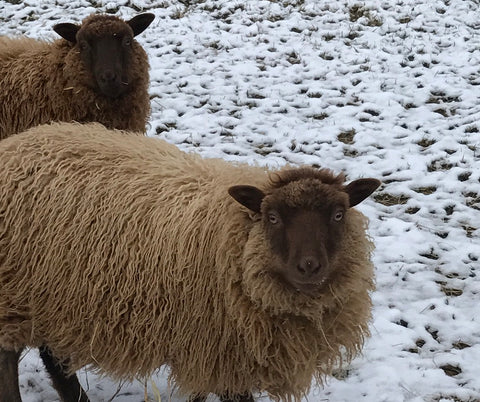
128 13 155 36
344 178 381 207
53 23 80 43
228 185 265 214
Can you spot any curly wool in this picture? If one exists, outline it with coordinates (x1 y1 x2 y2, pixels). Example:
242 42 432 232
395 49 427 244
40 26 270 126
0 14 150 139
0 122 375 401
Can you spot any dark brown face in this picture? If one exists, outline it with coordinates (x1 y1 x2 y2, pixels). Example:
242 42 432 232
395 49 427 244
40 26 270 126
262 197 347 295
228 168 381 297
76 29 133 98
53 13 155 99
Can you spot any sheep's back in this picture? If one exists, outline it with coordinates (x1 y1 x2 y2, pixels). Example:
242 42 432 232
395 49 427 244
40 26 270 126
0 40 78 138
0 122 263 381
0 36 47 60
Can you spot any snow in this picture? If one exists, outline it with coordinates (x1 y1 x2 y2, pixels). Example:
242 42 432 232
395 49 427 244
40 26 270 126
1 0 480 401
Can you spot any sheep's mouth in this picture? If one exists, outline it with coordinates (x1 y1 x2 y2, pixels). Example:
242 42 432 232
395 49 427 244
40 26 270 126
273 271 327 296
98 81 128 99
288 277 329 296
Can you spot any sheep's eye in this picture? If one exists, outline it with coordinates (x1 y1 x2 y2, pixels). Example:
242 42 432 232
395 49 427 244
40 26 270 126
268 212 279 225
123 38 132 46
78 41 89 51
334 210 344 221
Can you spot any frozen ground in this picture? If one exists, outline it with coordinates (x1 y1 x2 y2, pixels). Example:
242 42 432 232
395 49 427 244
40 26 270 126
1 0 480 401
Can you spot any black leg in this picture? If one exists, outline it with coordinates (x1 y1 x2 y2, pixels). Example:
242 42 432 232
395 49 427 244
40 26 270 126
39 345 90 402
0 347 22 402
219 392 255 402
189 396 207 402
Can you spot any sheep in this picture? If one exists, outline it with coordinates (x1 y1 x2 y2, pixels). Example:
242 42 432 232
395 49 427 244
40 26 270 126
0 12 154 139
0 122 381 402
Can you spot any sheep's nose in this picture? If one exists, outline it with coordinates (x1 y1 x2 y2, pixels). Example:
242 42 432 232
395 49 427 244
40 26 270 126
297 256 321 276
100 70 117 83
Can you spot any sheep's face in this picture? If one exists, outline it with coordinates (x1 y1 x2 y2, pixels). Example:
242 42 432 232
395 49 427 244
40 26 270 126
229 168 380 296
54 13 154 99
260 190 348 295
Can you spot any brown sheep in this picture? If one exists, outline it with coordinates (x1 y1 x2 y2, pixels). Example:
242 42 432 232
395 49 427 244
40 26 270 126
0 13 154 139
0 122 380 402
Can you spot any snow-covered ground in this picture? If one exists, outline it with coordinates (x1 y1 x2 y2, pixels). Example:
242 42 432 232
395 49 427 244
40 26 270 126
1 0 480 401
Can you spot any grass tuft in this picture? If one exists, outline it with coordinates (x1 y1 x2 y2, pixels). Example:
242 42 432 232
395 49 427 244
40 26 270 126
374 193 410 206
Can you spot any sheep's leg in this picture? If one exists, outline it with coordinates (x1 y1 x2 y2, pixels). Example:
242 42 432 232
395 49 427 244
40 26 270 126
39 345 90 402
0 347 22 402
189 396 207 402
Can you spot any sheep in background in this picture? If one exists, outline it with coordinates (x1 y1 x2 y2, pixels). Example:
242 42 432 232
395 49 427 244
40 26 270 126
0 122 380 402
0 12 154 139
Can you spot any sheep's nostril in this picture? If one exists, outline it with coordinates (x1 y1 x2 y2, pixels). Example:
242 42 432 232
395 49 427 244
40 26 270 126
100 70 117 83
297 257 320 276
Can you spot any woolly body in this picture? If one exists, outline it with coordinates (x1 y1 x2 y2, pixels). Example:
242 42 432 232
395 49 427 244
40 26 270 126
0 122 375 401
0 14 151 139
